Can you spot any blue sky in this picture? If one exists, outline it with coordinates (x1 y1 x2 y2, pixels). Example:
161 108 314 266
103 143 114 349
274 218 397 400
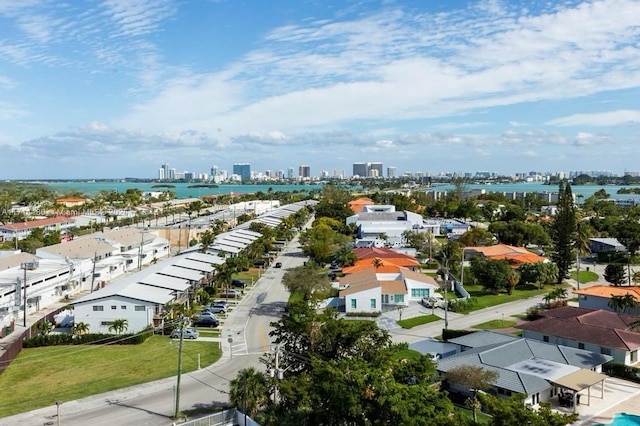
1 0 640 179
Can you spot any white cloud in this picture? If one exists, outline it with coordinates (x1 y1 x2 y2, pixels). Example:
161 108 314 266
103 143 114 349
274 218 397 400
573 131 611 146
547 109 640 127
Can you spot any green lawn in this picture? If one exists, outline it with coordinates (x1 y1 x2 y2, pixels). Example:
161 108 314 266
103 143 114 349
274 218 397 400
0 335 222 417
453 405 492 424
471 319 517 330
397 314 441 329
392 348 423 360
570 270 599 283
463 283 565 311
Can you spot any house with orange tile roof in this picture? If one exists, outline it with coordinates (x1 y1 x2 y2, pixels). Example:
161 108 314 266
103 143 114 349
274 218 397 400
464 244 547 267
573 285 640 315
338 267 440 314
347 197 375 213
517 306 640 365
348 247 421 271
0 217 76 242
55 197 89 207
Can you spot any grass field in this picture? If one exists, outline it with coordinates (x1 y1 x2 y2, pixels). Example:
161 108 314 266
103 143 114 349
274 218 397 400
570 270 599 283
463 283 567 312
397 314 441 329
0 335 222 417
471 319 517 330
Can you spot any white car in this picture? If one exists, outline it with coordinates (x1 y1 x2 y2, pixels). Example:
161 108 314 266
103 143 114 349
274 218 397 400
170 328 199 339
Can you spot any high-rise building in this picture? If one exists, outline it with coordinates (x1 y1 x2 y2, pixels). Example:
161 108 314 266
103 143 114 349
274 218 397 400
211 165 218 177
352 162 383 177
299 165 311 179
233 163 251 181
353 162 367 177
387 167 396 178
287 168 294 179
159 163 172 180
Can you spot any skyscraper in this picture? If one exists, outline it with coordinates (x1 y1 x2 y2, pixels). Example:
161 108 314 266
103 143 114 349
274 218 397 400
352 162 383 177
287 168 294 179
387 167 397 178
299 165 311 179
233 163 251 181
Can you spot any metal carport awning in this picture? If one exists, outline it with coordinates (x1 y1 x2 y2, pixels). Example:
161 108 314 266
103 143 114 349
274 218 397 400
551 369 608 412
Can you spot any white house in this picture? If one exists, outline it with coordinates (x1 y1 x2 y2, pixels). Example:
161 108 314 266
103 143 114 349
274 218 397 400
73 282 175 334
339 267 440 314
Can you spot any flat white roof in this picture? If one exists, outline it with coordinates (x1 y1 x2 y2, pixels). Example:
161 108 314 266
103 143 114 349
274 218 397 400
174 258 215 273
158 265 204 281
139 274 190 291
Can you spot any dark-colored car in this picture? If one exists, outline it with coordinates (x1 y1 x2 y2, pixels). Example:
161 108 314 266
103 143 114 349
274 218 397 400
192 316 220 328
274 262 282 268
231 279 247 288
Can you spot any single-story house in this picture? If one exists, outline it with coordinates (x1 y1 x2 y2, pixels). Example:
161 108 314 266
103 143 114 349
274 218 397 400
463 244 547 268
589 238 626 253
352 247 421 270
339 267 440 314
573 285 640 316
517 306 640 365
437 330 612 409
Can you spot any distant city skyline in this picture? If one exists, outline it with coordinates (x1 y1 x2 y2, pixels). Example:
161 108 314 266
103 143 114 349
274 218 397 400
155 159 631 181
1 1 639 179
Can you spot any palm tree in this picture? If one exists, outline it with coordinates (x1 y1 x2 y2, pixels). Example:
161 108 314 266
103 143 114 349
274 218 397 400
372 258 383 271
574 220 592 289
108 318 128 335
229 368 269 418
200 230 215 253
608 295 626 313
34 321 53 336
72 321 89 336
334 244 357 267
505 269 520 295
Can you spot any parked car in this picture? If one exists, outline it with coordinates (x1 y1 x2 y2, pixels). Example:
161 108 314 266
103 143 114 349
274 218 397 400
274 262 282 268
220 289 241 298
192 316 220 328
170 328 199 339
208 303 228 314
212 300 229 309
231 279 247 288
195 311 218 319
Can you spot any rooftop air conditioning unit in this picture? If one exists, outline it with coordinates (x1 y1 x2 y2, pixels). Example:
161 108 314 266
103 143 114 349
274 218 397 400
24 261 39 270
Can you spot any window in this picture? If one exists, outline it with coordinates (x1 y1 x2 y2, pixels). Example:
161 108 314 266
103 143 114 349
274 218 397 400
370 299 376 309
93 305 104 311
410 288 429 298
632 350 638 363
111 305 117 310
351 299 357 309
101 321 113 326
601 347 612 356
135 305 145 311
578 343 585 350
543 335 549 342
394 294 405 303
121 305 127 310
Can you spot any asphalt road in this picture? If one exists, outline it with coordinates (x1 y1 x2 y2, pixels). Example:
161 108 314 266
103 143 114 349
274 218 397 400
1 228 307 426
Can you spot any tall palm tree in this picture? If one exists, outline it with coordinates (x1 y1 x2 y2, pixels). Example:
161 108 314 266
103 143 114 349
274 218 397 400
608 295 626 313
108 318 128 335
34 321 53 336
229 368 269 418
574 220 592 289
200 230 215 253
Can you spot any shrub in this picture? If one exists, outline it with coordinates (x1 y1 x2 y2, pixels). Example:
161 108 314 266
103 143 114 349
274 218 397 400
525 306 543 320
603 362 640 384
443 329 475 341
345 311 381 318
448 298 477 313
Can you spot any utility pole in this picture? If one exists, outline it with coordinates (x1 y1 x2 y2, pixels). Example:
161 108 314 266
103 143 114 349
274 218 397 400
174 316 186 420
21 263 27 327
90 252 97 293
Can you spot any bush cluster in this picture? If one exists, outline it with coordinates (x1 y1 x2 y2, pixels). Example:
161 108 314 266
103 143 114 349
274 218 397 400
447 297 477 313
603 362 640 384
23 331 152 348
345 311 382 318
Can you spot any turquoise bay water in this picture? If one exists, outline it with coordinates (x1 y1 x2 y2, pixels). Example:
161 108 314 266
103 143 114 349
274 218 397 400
43 180 640 201
44 181 321 199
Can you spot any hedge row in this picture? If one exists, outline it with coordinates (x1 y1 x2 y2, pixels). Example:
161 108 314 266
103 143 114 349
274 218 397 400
23 331 152 348
603 362 640 384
